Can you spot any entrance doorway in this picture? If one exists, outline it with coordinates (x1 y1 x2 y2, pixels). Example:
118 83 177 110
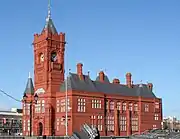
38 122 43 136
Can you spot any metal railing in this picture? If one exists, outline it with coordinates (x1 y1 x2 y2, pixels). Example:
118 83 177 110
0 136 130 139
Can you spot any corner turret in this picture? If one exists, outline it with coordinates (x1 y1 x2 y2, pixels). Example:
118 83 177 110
24 72 34 95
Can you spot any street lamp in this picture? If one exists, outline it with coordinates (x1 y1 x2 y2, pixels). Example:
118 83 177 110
23 93 38 136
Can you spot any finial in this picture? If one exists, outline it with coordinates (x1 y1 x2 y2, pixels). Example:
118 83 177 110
48 0 51 19
28 72 31 78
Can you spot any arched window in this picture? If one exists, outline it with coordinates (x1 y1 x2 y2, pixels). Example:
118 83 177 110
51 51 57 62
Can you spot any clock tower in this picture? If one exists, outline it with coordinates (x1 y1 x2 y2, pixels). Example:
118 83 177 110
33 1 65 96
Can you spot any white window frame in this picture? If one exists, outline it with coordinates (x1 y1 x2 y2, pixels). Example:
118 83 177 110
155 114 159 120
107 116 114 131
61 98 70 112
91 115 96 128
117 102 121 110
120 116 127 131
27 120 30 131
41 100 45 113
129 103 133 111
57 118 60 131
145 104 149 112
97 115 103 131
122 102 126 111
155 102 159 109
110 101 114 110
78 98 86 112
57 100 60 112
134 104 138 111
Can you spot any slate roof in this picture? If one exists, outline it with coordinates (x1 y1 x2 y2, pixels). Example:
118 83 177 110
42 18 58 34
96 75 110 83
24 77 34 95
60 73 157 98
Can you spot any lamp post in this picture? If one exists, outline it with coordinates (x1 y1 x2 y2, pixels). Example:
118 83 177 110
23 93 38 136
65 70 72 137
65 74 68 137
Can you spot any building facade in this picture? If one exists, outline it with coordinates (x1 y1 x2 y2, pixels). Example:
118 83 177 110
162 117 180 131
0 108 22 136
22 2 162 137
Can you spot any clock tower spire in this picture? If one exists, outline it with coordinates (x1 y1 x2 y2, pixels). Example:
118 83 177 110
42 0 57 34
48 0 51 19
33 0 65 96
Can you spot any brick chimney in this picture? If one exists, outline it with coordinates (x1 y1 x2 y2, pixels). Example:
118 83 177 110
99 71 105 82
126 72 132 88
77 63 83 80
147 83 153 91
113 78 120 84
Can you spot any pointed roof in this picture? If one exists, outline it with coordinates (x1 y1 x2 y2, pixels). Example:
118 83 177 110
42 0 58 34
24 72 34 95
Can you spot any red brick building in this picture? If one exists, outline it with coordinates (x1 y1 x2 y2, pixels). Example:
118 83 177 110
22 2 162 137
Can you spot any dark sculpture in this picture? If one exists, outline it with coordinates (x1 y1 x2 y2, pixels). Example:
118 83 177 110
68 123 100 139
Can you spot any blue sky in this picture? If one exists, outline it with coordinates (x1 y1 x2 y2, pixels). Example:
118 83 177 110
0 0 179 118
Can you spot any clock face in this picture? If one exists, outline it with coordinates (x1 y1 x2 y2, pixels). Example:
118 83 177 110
51 52 57 62
40 53 44 62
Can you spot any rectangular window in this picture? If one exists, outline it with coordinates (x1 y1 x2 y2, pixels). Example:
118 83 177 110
38 101 41 112
110 101 114 110
145 104 149 112
117 102 121 110
23 120 26 131
134 104 138 111
120 116 127 131
92 100 94 108
61 118 65 125
57 100 60 112
94 100 97 108
97 116 103 131
97 100 102 108
131 117 138 131
27 120 30 131
129 103 133 111
107 116 114 131
155 102 159 109
61 98 70 112
57 119 59 131
155 114 158 120
26 104 30 115
78 98 86 112
35 100 41 113
41 100 45 113
122 103 126 111
90 115 96 128
153 124 157 129
92 99 102 109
